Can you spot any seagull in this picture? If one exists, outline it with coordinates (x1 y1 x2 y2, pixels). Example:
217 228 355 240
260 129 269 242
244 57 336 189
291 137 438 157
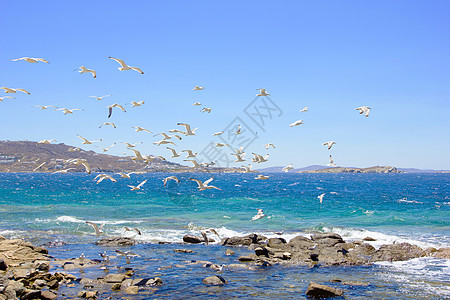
318 193 325 204
37 139 56 144
128 179 148 191
154 140 176 146
0 96 15 101
154 133 172 140
86 221 105 236
322 141 336 150
96 143 116 152
99 122 116 128
123 142 140 148
11 57 49 63
52 168 75 174
79 253 86 264
115 250 140 263
255 174 269 180
130 101 145 107
177 123 198 136
282 164 294 172
77 135 102 144
68 147 81 152
123 226 142 236
76 66 96 78
169 129 186 134
182 150 197 158
356 106 371 117
163 176 180 186
327 155 336 167
300 106 309 112
234 145 244 155
235 124 242 135
99 251 110 263
95 174 117 183
289 120 304 127
193 102 201 106
251 209 266 221
232 153 246 162
184 160 202 168
193 86 204 90
129 149 147 162
241 164 256 173
108 57 144 74
172 134 183 140
1 87 30 94
107 104 126 118
264 143 275 149
89 95 112 101
133 126 152 133
212 131 223 136
33 162 46 172
116 172 136 179
256 89 270 96
252 153 269 163
214 143 229 147
189 177 221 191
56 108 82 115
34 105 56 110
81 162 91 174
166 147 180 158
201 107 212 113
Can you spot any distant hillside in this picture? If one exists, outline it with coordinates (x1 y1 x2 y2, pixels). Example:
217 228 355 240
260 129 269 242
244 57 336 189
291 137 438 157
256 165 328 173
0 141 241 173
398 168 450 173
300 166 403 174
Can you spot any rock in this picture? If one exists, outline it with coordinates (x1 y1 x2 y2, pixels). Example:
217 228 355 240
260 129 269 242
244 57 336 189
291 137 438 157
85 291 99 299
103 274 126 283
226 264 255 271
77 291 87 297
433 247 450 259
121 278 133 290
238 255 255 262
125 286 139 294
95 237 137 246
0 259 7 271
33 260 50 271
221 234 266 246
173 249 195 253
372 243 425 262
40 290 58 300
282 252 292 260
288 236 315 250
6 279 24 296
79 278 94 285
306 281 344 298
145 277 163 286
111 283 121 291
203 263 223 271
254 247 269 257
202 275 228 285
47 279 59 290
311 233 344 246
182 235 203 244
21 289 41 300
2 286 17 299
32 279 47 289
363 236 377 241
13 268 37 280
225 249 235 256
267 238 287 248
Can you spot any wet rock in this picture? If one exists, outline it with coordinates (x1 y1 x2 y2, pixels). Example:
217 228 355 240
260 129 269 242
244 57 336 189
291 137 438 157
111 283 121 291
372 243 425 262
33 260 50 271
203 263 223 271
363 236 377 241
21 289 41 300
47 279 59 290
202 275 228 285
288 236 315 250
238 255 255 262
79 278 94 285
77 290 98 299
433 247 450 259
306 281 344 298
95 237 137 246
254 247 269 257
13 268 37 280
0 259 7 271
221 234 267 246
267 238 287 248
311 233 344 246
120 278 133 290
31 279 47 289
145 277 163 286
225 249 235 256
125 286 139 294
226 264 255 271
103 274 126 283
2 285 18 299
174 249 195 253
183 235 203 244
42 241 66 247
40 290 58 300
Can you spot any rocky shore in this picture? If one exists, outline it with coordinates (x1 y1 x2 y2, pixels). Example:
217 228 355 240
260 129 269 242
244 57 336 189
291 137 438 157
1 233 449 299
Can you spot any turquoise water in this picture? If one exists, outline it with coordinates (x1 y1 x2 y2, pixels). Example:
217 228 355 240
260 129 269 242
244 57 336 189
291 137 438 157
0 173 449 298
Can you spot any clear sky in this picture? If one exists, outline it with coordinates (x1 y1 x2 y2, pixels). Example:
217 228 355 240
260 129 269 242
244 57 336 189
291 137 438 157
1 0 449 170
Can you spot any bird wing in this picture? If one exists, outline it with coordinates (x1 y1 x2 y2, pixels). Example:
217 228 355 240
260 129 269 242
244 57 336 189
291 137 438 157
82 162 91 174
86 221 100 234
130 67 144 74
189 178 203 188
109 57 127 68
15 88 30 95
130 149 143 159
77 135 89 143
137 179 147 188
36 58 49 63
204 177 214 186
108 106 113 118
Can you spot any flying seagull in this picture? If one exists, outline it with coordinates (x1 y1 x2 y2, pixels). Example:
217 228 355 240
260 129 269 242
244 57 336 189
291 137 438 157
128 179 148 191
86 221 105 236
189 177 221 191
255 174 270 180
256 89 269 96
75 66 96 78
282 164 293 173
89 95 111 101
300 106 308 112
77 135 102 144
1 87 30 94
11 57 49 63
108 56 144 74
289 120 303 127
163 176 180 186
251 209 266 221
322 141 336 150
107 103 126 118
177 123 198 136
327 155 336 167
193 86 204 90
356 106 371 117
99 122 116 128
318 193 325 204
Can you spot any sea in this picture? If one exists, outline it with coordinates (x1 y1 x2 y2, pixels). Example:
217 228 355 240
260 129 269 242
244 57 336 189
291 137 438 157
0 172 449 299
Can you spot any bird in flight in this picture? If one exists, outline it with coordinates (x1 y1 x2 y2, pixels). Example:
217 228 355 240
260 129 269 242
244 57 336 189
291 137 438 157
108 57 144 74
193 86 204 91
256 89 270 96
75 66 96 78
0 96 15 101
252 153 269 163
255 174 270 180
327 155 336 167
89 95 112 101
212 131 223 136
163 176 180 186
35 105 56 110
116 172 136 179
318 193 326 204
86 221 105 236
300 106 309 112
11 57 49 63
282 164 294 172
201 107 212 113
166 147 180 158
356 106 371 117
251 209 266 221
56 108 82 115
107 103 126 118
128 179 148 191
37 139 56 144
189 177 221 191
241 164 255 173
289 120 304 127
77 135 102 144
95 174 117 183
322 141 336 150
193 102 201 106
96 143 116 152
99 122 116 129
130 101 145 107
184 160 202 168
177 123 198 136
182 150 197 158
133 126 152 133
1 87 30 94
264 143 275 149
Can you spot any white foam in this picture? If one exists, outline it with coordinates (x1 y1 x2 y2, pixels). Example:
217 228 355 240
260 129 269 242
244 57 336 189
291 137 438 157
56 216 85 223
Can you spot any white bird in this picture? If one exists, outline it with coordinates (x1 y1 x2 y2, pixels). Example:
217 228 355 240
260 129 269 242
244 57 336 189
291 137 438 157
130 101 145 107
123 142 140 148
255 174 270 180
212 131 223 136
108 104 126 118
154 140 176 146
256 89 270 96
184 160 202 168
318 193 326 204
56 108 82 115
327 155 336 167
251 209 266 221
189 177 221 191
214 143 229 147
133 126 152 133
234 145 245 155
33 162 46 172
95 174 117 183
77 135 102 144
123 226 142 235
169 129 186 134
154 133 172 140
163 176 180 186
232 153 246 162
322 141 336 150
172 134 183 140
81 162 91 174
129 149 146 162
177 123 198 136
193 86 204 90
235 124 242 135
128 179 148 191
182 150 197 158
52 168 75 174
96 143 116 152
289 120 304 127
300 106 309 112
1 87 30 94
264 143 275 149
108 56 144 74
356 106 371 117
252 153 269 163
193 102 201 106
0 96 15 101
89 95 112 101
37 139 56 144
116 172 136 179
68 147 81 152
86 221 105 236
99 122 116 128
34 105 56 110
241 164 256 173
282 164 294 173
201 107 212 113
11 57 49 63
166 147 180 158
76 66 96 78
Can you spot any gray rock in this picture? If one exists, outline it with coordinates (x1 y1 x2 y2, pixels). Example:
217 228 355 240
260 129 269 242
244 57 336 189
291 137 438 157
31 279 47 289
40 290 58 300
6 280 24 296
225 249 235 256
47 279 59 290
305 281 344 298
125 286 139 294
121 278 133 290
145 277 163 286
363 236 377 241
33 260 50 271
311 233 344 242
288 236 315 250
85 290 99 299
202 275 228 285
182 235 203 244
20 289 41 300
254 247 269 257
95 237 137 246
267 238 287 248
173 249 195 253
238 255 255 262
372 243 425 262
221 234 266 246
432 247 450 259
103 274 126 283
111 283 121 291
2 286 17 299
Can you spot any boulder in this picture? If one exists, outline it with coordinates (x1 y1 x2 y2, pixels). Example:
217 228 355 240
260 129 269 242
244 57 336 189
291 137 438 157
254 247 269 257
125 286 139 294
221 234 266 246
305 281 344 298
183 235 203 244
0 259 7 271
145 277 163 286
174 249 195 253
311 233 344 246
202 275 228 285
372 243 425 262
40 290 58 300
120 278 133 290
95 237 137 246
103 274 126 283
363 236 377 241
433 247 450 259
31 279 47 289
33 260 50 271
288 236 315 250
267 238 287 248
225 249 235 256
20 289 41 300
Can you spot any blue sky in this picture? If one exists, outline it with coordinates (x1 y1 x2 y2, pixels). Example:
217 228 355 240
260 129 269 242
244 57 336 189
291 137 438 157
1 0 449 169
